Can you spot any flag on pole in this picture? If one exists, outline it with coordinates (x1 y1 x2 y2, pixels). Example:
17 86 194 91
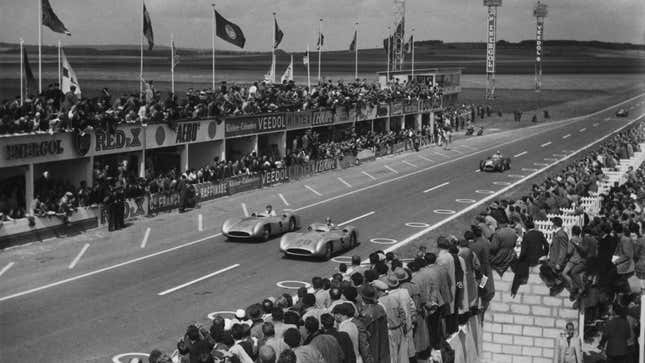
274 17 284 49
42 0 71 35
383 37 392 55
61 49 81 96
143 4 154 50
303 54 309 65
280 56 293 83
405 35 413 54
22 47 36 93
214 10 246 48
349 30 357 51
316 33 324 50
171 40 180 69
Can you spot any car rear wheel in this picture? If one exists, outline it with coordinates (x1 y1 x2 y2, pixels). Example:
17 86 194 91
262 227 271 242
349 233 357 248
323 244 333 261
288 218 296 232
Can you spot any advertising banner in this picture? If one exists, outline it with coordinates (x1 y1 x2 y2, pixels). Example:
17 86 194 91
225 114 286 137
334 106 355 124
228 174 262 194
312 110 334 127
486 6 497 75
535 21 544 90
338 154 358 169
390 102 403 116
195 181 228 201
376 103 389 118
148 192 181 213
403 100 419 114
93 124 144 156
147 119 225 149
356 104 378 121
285 109 333 130
261 168 289 186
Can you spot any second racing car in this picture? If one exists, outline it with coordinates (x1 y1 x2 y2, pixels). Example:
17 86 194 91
479 151 511 172
280 219 359 260
222 205 300 241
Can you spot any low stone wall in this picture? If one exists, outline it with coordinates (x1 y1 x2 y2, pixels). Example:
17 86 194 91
481 266 578 363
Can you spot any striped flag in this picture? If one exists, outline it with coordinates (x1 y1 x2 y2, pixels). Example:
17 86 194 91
42 0 71 35
171 40 180 69
280 55 293 83
61 48 81 96
143 3 154 50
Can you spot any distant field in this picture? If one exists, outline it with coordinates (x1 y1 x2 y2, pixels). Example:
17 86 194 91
1 43 643 103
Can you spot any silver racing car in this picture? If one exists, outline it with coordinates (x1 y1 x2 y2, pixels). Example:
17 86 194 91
280 222 359 260
222 212 300 241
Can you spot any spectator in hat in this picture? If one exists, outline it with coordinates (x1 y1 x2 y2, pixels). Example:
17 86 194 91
357 285 389 363
388 268 417 362
229 323 256 363
269 307 296 342
282 327 325 363
376 275 409 363
422 252 451 349
459 233 482 310
489 222 519 277
176 324 215 363
436 235 457 333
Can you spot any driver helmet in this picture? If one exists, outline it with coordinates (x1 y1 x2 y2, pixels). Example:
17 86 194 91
266 204 272 212
325 217 333 225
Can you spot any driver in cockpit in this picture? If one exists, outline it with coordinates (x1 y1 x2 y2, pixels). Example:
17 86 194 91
262 204 277 217
325 217 336 229
492 150 502 161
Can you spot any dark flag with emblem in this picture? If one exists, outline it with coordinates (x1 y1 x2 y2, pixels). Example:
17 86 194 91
349 30 357 52
274 17 284 49
143 3 154 50
22 47 36 94
405 34 413 54
316 32 325 50
42 0 71 35
214 10 246 48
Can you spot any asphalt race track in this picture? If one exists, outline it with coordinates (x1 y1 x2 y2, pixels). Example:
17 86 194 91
1 95 645 362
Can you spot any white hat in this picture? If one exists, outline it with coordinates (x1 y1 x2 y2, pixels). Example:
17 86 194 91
235 309 246 319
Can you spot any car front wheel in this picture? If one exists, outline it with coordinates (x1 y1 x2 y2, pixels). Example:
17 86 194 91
262 227 271 242
323 244 333 261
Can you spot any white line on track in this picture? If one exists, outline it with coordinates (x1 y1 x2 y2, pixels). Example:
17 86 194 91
373 111 645 258
158 264 240 296
384 165 399 174
0 262 15 277
4 105 642 302
402 160 417 168
304 185 323 196
424 181 450 193
241 203 249 217
68 243 90 269
278 193 290 206
460 145 478 151
337 177 352 188
140 227 151 248
361 171 377 180
417 155 434 162
198 214 203 232
541 141 552 147
338 211 375 227
513 151 527 158
521 168 538 172
562 134 571 139
451 149 464 154
593 123 599 127
475 169 481 173
579 128 586 132
604 117 611 121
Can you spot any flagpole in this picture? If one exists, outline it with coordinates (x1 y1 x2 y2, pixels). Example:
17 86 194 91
38 0 42 94
354 22 358 80
317 18 322 82
411 27 415 78
386 26 391 84
140 0 144 100
211 4 216 90
290 54 293 81
20 38 24 105
306 44 311 90
272 12 276 83
58 40 61 87
171 33 175 94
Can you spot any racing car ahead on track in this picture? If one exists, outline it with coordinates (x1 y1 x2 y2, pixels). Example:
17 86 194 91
222 211 300 241
615 109 629 117
479 155 511 172
280 222 359 260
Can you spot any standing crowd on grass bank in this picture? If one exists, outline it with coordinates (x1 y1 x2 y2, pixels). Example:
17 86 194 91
137 124 643 363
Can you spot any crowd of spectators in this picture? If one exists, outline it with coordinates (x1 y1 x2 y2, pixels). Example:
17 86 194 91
137 122 644 363
0 78 443 136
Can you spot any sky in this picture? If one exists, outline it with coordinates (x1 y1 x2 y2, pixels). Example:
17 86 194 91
1 0 644 51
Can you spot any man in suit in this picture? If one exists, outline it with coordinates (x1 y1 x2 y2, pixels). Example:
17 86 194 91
512 220 549 296
556 322 582 363
423 252 451 349
549 217 570 273
469 225 494 321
